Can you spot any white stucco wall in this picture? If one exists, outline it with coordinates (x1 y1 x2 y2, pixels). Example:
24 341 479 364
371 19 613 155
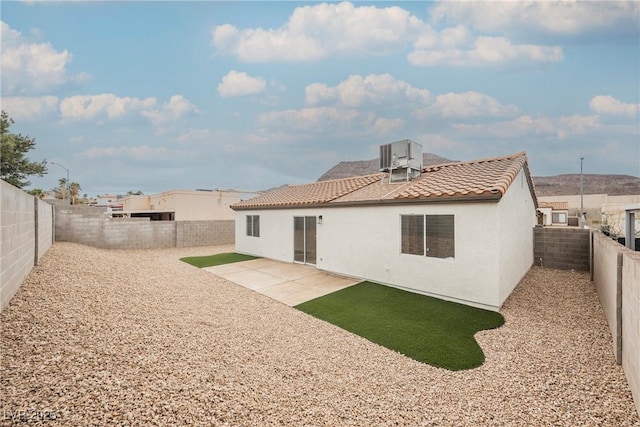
497 168 536 305
235 199 508 310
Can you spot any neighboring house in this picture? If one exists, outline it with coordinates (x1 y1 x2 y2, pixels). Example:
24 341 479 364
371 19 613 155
231 151 538 311
537 201 569 226
119 189 260 221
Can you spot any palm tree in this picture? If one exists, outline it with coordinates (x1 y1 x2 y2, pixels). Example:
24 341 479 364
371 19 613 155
69 182 81 205
56 178 68 200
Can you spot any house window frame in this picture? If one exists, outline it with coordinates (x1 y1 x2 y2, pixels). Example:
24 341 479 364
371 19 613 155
246 215 260 237
400 214 455 259
551 212 567 224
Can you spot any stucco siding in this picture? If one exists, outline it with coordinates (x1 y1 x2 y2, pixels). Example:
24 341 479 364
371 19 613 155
235 201 504 310
497 168 536 305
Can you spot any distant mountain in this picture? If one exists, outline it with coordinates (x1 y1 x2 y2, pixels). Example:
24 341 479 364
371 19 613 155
316 156 640 196
317 153 455 182
533 174 640 196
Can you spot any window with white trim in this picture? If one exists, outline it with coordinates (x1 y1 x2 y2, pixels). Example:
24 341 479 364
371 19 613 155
246 215 260 237
401 214 454 259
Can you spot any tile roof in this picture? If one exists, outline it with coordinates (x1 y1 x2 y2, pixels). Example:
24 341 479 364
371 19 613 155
539 201 569 210
232 151 536 210
231 173 383 209
391 151 529 200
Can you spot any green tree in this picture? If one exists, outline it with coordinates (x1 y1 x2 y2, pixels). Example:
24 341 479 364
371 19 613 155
0 111 47 188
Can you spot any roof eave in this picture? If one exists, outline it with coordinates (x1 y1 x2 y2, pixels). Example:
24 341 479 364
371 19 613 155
230 193 503 210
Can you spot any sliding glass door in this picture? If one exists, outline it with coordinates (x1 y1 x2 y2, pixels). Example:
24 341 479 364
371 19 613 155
294 216 316 265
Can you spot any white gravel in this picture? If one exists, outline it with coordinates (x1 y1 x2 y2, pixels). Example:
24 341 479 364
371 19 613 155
1 242 638 426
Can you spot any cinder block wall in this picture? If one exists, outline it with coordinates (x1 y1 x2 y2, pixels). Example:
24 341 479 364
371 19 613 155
36 198 54 262
533 227 590 271
102 219 175 249
621 251 640 416
176 220 234 248
592 231 625 363
55 207 234 249
1 180 53 312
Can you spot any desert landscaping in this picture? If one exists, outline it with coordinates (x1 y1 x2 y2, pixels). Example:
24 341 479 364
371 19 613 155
1 242 638 426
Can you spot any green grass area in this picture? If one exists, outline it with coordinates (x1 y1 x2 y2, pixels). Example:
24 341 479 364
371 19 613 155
180 253 259 268
295 281 504 370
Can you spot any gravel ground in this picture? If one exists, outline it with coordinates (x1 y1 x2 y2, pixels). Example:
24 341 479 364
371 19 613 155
1 242 638 426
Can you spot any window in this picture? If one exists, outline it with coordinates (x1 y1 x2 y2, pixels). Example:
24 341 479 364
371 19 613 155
401 214 454 259
425 215 454 258
246 215 260 237
401 215 424 255
552 212 566 224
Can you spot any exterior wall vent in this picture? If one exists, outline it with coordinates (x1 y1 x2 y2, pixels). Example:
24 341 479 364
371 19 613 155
379 139 423 182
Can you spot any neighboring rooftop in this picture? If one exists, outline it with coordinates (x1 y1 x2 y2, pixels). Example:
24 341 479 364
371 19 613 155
539 201 569 210
232 152 535 210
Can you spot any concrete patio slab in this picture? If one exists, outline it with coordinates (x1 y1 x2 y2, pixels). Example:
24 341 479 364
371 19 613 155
239 258 281 269
220 270 289 290
259 263 320 281
203 263 249 275
204 258 361 305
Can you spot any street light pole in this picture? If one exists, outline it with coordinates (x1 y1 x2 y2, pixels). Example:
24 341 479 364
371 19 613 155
580 157 584 227
50 161 70 205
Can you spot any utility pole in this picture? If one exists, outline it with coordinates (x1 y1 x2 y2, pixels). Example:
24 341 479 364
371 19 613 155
580 157 584 227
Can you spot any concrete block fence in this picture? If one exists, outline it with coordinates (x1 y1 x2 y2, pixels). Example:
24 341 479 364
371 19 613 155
533 227 591 271
54 206 234 250
592 230 640 416
1 180 53 312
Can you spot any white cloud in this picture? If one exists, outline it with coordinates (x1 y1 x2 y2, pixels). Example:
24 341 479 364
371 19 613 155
60 94 157 121
217 70 267 98
589 95 639 117
1 21 87 95
453 114 600 139
430 1 639 36
212 1 425 62
305 73 430 107
1 96 58 120
415 133 461 151
417 91 519 119
372 117 404 134
141 95 200 126
409 36 562 67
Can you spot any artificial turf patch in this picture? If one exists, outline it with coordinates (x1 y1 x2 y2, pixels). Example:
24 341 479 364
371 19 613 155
180 253 259 268
295 281 504 370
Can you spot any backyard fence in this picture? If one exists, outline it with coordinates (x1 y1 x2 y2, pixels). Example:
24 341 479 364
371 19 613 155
592 230 640 416
54 206 234 249
533 226 591 271
1 180 54 312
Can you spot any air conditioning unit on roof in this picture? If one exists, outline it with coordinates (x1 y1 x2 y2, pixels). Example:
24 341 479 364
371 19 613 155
379 139 422 182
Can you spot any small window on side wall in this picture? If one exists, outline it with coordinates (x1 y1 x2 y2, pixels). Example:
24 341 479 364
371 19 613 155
246 215 260 237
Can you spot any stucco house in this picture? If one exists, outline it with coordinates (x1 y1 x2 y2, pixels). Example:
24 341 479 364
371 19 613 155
119 189 260 221
231 151 538 311
537 201 569 226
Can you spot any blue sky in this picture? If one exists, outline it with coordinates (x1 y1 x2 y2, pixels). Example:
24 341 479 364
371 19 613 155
1 1 639 196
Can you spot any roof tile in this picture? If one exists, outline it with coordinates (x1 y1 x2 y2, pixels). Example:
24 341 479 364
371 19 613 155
231 151 536 209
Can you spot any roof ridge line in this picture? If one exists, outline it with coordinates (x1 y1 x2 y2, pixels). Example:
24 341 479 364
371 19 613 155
423 151 526 172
